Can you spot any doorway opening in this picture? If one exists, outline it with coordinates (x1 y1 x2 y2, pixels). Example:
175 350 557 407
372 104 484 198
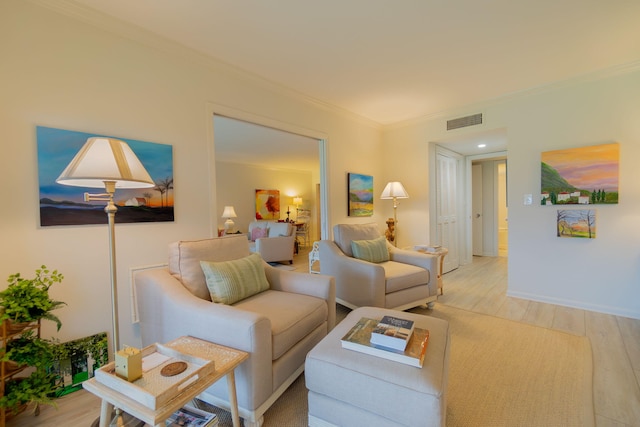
206 104 329 240
430 127 508 269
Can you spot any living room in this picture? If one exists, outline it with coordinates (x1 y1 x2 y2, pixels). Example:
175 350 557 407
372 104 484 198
1 1 639 426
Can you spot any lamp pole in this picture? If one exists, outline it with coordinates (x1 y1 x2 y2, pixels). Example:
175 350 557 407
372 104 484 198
84 181 120 356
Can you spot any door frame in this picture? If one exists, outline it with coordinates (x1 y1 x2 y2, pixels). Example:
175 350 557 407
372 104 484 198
206 102 330 239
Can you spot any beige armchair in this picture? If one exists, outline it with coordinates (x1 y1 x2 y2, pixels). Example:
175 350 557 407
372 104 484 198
134 235 335 427
317 223 438 311
248 221 296 264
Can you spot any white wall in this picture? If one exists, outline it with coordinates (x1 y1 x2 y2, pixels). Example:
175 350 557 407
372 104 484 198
0 1 385 348
384 68 640 319
215 161 316 234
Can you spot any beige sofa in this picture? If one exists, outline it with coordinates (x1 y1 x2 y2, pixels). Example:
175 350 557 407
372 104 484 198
248 221 296 264
134 235 335 427
317 223 438 310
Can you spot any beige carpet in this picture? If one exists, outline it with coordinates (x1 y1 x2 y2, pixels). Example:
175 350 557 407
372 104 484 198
416 304 594 427
200 303 594 426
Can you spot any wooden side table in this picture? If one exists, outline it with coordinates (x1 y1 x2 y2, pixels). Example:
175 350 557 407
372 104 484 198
410 247 448 295
83 336 248 427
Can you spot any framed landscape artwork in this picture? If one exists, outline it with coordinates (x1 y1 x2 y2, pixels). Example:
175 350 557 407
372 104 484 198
49 332 108 397
37 126 174 226
255 189 280 220
348 173 373 217
541 142 619 205
557 209 596 239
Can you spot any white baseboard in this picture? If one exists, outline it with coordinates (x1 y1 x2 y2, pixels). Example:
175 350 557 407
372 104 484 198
308 414 338 427
506 290 640 320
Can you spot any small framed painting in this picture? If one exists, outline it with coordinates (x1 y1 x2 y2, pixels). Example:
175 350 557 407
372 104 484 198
348 173 373 217
255 189 280 220
557 209 596 239
49 332 108 397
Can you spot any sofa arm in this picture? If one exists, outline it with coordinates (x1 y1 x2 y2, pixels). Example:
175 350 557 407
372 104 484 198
134 268 273 409
317 240 386 307
265 266 336 331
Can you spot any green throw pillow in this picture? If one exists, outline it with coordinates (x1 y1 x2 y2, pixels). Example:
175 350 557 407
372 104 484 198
351 236 389 263
200 253 270 304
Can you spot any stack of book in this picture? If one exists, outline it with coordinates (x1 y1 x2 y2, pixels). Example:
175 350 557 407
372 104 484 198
341 315 430 368
166 404 218 426
413 244 442 253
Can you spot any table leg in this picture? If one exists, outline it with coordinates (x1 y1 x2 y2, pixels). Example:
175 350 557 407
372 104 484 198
99 400 113 427
226 370 241 427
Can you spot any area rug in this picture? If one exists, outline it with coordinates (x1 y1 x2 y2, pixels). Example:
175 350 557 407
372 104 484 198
415 304 595 427
198 304 594 426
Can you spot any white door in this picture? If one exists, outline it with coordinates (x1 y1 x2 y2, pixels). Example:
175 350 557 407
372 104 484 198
472 163 484 255
435 150 460 273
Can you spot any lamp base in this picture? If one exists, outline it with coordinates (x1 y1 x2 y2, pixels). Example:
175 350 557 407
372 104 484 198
385 218 396 245
224 219 236 234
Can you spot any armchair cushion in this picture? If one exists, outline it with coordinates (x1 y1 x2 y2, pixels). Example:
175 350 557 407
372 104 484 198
267 221 292 237
351 236 389 263
169 236 251 301
251 226 268 241
383 261 430 293
200 253 269 304
333 223 381 257
234 289 329 360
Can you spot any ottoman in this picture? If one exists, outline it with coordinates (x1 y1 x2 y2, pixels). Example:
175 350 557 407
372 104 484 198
305 306 450 427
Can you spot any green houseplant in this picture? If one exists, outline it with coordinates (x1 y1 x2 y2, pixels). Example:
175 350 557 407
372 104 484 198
0 266 65 418
0 331 57 415
0 265 66 331
1 330 55 370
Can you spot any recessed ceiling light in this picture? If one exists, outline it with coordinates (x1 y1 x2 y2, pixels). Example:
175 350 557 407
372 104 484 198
478 144 487 148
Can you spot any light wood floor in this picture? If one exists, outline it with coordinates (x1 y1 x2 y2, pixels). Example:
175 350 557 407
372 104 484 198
8 251 640 426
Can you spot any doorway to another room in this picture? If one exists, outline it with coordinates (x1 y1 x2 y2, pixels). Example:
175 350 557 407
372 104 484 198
208 107 329 243
430 127 508 270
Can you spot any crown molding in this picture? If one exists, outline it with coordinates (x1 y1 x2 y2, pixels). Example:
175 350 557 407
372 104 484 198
27 0 381 130
386 59 640 131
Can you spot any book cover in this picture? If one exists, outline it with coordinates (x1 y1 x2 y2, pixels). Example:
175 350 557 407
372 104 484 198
370 315 415 351
341 317 430 368
165 404 218 426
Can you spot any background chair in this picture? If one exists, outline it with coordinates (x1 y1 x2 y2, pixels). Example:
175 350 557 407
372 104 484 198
248 221 296 264
135 235 335 427
317 223 438 311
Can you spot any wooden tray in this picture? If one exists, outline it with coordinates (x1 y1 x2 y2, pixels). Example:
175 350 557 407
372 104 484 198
94 343 215 410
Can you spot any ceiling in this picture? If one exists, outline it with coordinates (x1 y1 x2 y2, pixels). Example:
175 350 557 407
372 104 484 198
70 0 640 125
62 1 639 168
214 116 320 171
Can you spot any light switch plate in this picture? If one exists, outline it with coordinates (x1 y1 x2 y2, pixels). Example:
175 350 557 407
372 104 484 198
523 194 532 205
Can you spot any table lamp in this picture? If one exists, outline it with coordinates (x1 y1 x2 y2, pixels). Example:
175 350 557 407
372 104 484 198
222 206 237 233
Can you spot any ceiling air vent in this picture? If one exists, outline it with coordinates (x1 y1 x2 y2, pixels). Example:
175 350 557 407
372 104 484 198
447 113 483 131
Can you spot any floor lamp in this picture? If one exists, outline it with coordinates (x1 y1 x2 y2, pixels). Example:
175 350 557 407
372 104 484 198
56 137 155 357
380 181 409 246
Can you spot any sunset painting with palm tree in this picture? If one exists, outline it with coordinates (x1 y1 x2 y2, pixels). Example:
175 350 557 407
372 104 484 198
37 126 174 226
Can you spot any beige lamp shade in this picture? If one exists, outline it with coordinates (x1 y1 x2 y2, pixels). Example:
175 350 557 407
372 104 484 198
56 137 154 189
222 206 237 218
293 197 303 206
380 181 409 199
